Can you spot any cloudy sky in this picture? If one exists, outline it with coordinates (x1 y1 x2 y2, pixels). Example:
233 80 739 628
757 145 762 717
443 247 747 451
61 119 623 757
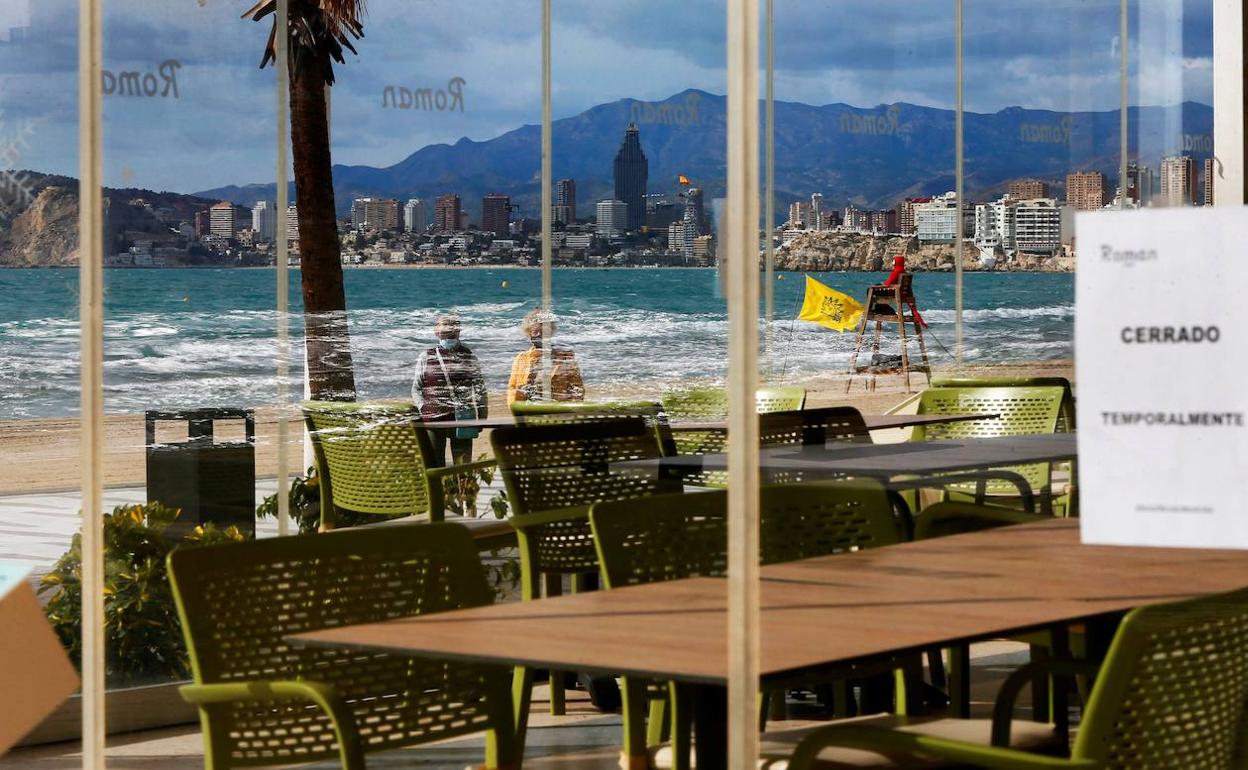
0 0 1212 194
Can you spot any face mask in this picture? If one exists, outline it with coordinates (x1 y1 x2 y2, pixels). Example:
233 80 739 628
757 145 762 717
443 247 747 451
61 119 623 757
438 338 460 350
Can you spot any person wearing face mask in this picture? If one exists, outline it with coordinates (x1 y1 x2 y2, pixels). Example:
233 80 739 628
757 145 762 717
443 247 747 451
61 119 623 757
506 307 585 404
412 314 488 466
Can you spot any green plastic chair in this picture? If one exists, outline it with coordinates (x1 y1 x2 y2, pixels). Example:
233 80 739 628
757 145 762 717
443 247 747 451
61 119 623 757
510 399 676 456
911 386 1067 516
168 522 517 770
931 376 1075 432
490 417 683 728
591 481 903 770
661 386 809 458
302 400 496 528
785 586 1248 770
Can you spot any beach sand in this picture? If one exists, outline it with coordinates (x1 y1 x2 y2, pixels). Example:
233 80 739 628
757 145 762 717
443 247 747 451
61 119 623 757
0 360 1072 496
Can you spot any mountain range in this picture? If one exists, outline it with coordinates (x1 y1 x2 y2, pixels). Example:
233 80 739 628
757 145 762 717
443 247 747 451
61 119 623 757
196 89 1214 221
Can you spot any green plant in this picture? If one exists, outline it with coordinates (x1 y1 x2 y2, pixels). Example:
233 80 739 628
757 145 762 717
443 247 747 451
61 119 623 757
38 502 245 688
256 466 323 534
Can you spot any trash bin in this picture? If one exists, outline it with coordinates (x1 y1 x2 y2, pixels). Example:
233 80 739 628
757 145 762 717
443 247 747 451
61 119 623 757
145 408 256 539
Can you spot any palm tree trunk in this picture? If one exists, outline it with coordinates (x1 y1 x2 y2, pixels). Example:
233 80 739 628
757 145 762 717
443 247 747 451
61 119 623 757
289 50 356 401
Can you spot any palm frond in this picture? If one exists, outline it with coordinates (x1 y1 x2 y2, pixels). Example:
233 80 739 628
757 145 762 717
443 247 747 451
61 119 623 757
245 0 366 85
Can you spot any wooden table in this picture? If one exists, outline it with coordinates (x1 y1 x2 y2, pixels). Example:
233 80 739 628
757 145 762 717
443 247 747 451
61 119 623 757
290 519 1248 768
413 412 991 432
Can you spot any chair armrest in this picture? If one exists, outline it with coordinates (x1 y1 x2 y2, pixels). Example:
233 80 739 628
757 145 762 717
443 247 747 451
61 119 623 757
509 505 591 531
991 659 1100 747
426 458 498 480
788 724 1097 770
181 680 365 767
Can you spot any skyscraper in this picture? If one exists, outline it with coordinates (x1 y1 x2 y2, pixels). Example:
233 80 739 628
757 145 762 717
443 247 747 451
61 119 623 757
210 201 235 239
1203 157 1215 206
556 178 577 223
1125 162 1153 206
434 194 462 232
810 193 824 230
687 187 708 234
404 199 427 232
1065 171 1107 210
481 193 512 238
251 201 276 241
613 124 648 231
1160 156 1197 207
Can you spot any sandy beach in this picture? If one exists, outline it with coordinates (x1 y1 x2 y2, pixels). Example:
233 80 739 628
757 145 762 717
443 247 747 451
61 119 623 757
0 360 1072 496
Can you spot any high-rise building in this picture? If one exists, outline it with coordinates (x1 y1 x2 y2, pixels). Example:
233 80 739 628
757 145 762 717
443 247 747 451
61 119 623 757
843 205 871 232
403 199 427 233
895 197 930 235
810 193 824 230
1126 163 1154 206
194 210 211 237
668 220 689 255
1008 179 1050 201
1012 199 1062 253
869 209 897 233
596 199 628 238
434 194 462 232
613 123 648 231
788 200 811 228
1160 156 1198 207
286 205 299 245
975 195 1061 254
1203 157 1215 206
556 178 577 223
251 201 276 241
685 187 708 234
914 193 973 243
351 198 400 233
646 200 679 230
210 201 235 239
481 193 512 238
1065 171 1107 210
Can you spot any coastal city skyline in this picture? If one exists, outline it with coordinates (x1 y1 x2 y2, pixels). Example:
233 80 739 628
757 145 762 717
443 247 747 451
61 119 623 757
87 113 1216 272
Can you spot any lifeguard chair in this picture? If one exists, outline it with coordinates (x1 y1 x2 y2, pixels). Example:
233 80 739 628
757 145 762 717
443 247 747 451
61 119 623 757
846 259 931 393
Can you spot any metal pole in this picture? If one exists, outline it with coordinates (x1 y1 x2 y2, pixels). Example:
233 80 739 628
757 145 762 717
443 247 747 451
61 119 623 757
1119 0 1128 209
726 0 760 766
276 0 291 536
540 0 553 392
77 0 105 765
764 0 775 373
953 0 964 363
1213 0 1246 205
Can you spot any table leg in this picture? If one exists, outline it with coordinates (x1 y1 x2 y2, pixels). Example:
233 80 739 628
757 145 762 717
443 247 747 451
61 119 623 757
691 683 728 770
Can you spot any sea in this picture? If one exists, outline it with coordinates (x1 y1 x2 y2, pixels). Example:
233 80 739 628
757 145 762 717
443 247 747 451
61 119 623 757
0 267 1073 420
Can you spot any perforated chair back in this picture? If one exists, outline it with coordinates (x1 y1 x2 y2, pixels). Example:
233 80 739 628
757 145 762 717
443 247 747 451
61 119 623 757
511 399 676 456
759 406 872 448
591 481 900 589
930 376 1075 432
913 386 1064 498
1071 587 1248 769
491 418 682 575
756 385 807 413
302 400 436 521
168 523 513 767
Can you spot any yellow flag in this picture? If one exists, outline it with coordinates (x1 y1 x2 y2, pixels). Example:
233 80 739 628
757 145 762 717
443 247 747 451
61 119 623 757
797 275 864 332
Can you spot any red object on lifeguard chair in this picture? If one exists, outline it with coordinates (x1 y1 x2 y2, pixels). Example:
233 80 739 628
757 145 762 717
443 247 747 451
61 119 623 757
846 256 932 393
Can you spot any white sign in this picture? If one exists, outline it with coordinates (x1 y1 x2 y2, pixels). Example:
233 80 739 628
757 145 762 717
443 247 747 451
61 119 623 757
1077 207 1248 549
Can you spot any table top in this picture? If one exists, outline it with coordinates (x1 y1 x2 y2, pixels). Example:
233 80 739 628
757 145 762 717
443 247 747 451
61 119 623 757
625 433 1076 477
290 518 1248 685
415 412 991 432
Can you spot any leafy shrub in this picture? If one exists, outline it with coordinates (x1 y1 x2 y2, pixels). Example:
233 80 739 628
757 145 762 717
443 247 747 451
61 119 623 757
38 502 245 688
